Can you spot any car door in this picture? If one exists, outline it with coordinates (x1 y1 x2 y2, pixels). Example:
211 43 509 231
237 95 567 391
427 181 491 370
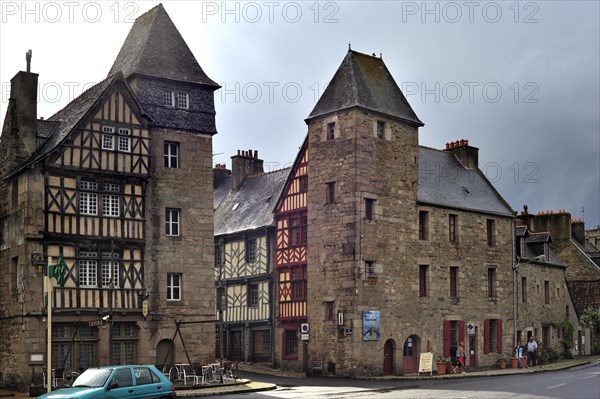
107 367 136 399
133 367 168 399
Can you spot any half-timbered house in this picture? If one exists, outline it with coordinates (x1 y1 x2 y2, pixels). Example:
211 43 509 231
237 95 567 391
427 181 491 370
213 151 290 364
0 4 218 391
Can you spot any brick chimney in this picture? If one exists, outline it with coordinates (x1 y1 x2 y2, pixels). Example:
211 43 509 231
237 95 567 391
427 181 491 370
10 50 39 157
231 149 264 191
571 218 585 244
445 139 478 170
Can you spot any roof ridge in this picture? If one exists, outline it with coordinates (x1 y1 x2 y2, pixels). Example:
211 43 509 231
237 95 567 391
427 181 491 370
245 167 292 179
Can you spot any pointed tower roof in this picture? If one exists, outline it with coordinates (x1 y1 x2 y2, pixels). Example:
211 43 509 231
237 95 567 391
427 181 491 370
307 50 423 126
108 3 219 87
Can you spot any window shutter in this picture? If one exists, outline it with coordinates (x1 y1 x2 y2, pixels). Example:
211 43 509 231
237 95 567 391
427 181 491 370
443 320 451 358
497 319 503 354
484 319 490 354
459 320 465 344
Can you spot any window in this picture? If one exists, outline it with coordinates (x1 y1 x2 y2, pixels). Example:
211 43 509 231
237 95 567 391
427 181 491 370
101 253 119 288
301 215 308 245
327 122 335 140
249 284 259 307
544 280 550 304
118 128 130 152
542 325 551 348
176 92 189 109
484 319 502 354
284 329 298 356
167 273 181 301
79 252 97 287
10 257 18 292
289 218 301 247
299 175 308 193
11 180 18 209
163 90 174 107
291 267 306 300
111 322 137 365
164 142 179 168
449 214 458 242
51 324 96 370
365 261 377 285
450 267 458 298
487 219 496 246
326 182 335 204
103 193 119 217
419 265 428 297
376 121 385 139
325 302 334 321
521 276 527 303
487 267 496 298
80 181 98 215
102 126 115 151
418 211 429 240
365 198 375 220
246 239 258 263
165 208 180 236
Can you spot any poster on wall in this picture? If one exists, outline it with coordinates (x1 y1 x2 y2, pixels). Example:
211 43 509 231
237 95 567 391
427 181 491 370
362 310 381 341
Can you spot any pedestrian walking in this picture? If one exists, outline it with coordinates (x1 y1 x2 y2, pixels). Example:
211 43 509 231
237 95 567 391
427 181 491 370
514 341 525 368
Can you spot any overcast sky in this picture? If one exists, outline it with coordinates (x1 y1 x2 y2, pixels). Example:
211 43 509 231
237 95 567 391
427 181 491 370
1 1 599 228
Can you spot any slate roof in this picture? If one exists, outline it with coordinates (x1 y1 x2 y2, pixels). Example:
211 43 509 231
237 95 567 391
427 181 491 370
215 168 291 236
307 50 423 126
108 4 219 87
417 146 514 216
213 174 232 210
516 225 529 238
526 232 551 244
567 280 600 316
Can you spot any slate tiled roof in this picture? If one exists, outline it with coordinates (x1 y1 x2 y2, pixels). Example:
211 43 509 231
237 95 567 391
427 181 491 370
307 50 423 126
215 168 291 236
108 4 218 87
567 280 600 316
516 225 529 238
417 146 514 216
526 232 551 243
213 174 232 210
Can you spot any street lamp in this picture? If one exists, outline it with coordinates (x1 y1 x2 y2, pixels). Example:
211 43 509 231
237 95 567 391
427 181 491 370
512 254 545 349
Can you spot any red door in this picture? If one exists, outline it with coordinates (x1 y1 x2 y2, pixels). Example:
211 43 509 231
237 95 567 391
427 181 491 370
383 339 395 375
402 336 419 373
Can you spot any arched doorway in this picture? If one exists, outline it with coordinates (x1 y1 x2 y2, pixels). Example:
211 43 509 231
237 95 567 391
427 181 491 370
383 339 395 375
402 335 420 373
156 339 175 370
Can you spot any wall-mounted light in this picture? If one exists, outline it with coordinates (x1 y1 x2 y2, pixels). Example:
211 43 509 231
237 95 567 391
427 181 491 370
32 253 46 276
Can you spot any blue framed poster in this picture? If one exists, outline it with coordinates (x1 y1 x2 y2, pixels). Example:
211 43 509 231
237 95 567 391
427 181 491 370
362 310 381 341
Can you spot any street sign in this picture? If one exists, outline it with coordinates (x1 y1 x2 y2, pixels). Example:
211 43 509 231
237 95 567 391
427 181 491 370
88 320 107 327
301 333 309 341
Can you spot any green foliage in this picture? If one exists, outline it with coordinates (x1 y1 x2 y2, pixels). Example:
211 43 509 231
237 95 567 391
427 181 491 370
551 319 575 358
581 308 600 330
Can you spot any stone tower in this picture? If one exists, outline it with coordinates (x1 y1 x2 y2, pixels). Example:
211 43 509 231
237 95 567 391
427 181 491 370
305 50 424 375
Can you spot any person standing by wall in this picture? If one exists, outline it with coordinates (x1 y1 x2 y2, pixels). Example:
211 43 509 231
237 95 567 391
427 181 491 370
514 341 525 368
526 336 538 368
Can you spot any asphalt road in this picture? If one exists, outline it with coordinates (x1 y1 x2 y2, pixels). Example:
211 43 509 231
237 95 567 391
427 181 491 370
202 362 600 399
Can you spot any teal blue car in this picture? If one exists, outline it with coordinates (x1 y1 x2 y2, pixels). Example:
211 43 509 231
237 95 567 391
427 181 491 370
37 365 176 399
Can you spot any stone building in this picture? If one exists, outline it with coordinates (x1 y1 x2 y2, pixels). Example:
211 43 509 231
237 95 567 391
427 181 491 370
273 49 516 376
213 151 290 364
518 209 600 354
586 226 600 249
0 4 217 391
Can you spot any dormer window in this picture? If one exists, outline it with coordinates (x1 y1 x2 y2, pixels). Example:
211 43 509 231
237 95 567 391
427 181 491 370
162 90 189 109
118 128 131 152
101 126 115 150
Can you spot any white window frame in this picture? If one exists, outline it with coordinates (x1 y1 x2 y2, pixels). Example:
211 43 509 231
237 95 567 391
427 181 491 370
163 90 174 107
118 128 131 153
176 92 189 109
103 194 120 217
101 253 119 288
165 208 180 236
164 142 179 168
167 273 181 301
79 252 98 288
80 192 98 215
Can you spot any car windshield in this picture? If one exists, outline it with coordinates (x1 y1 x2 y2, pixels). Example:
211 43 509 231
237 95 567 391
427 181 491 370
72 368 113 388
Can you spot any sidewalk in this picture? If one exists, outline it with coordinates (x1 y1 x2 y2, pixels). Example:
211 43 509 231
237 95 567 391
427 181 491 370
1 355 597 398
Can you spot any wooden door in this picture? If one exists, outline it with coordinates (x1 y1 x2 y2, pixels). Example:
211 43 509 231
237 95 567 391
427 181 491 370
384 339 395 375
